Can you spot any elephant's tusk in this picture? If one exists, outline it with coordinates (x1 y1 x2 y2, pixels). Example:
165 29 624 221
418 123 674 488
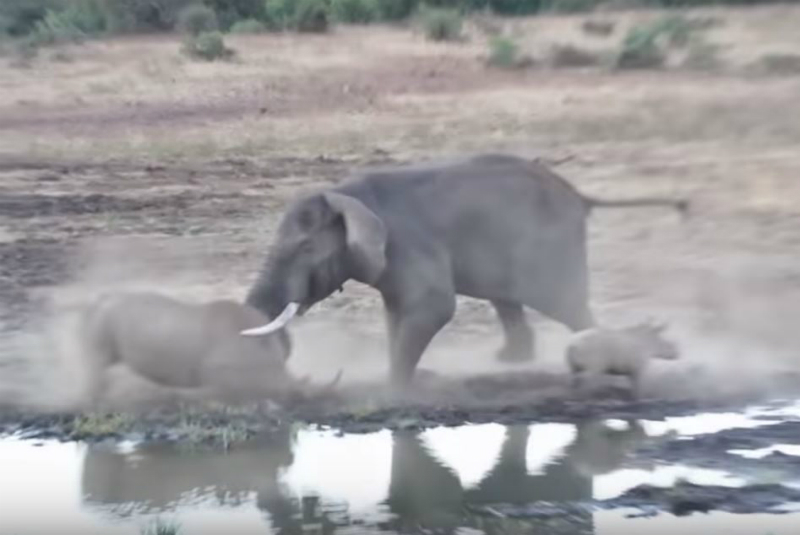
241 302 300 336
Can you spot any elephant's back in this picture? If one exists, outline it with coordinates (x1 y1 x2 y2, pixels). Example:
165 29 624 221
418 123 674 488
349 152 588 231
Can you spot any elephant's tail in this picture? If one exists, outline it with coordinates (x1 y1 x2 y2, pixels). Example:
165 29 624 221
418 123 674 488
582 195 690 214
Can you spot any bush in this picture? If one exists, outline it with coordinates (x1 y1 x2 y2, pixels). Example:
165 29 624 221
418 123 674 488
177 4 218 35
264 0 330 32
294 0 331 32
651 13 698 48
582 19 614 36
0 15 13 35
182 30 235 59
30 10 88 46
35 0 108 36
229 17 266 32
419 6 462 42
489 0 543 15
264 0 295 30
377 0 418 20
0 0 55 37
204 0 265 30
101 0 197 32
615 24 665 69
546 0 599 13
550 43 600 67
332 0 381 23
487 35 519 67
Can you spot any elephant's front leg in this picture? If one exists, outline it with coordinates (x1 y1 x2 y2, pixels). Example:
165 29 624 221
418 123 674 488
383 291 455 389
492 300 534 363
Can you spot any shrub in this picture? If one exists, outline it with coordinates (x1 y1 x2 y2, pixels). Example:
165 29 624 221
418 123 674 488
651 13 698 48
332 0 381 24
264 0 295 30
0 15 13 35
419 6 462 42
550 43 600 67
30 10 87 46
487 35 519 67
60 0 108 34
182 30 235 60
204 0 265 30
489 0 543 15
229 17 266 32
615 25 665 69
0 0 55 37
377 0 418 20
264 0 330 32
581 19 614 36
546 0 599 13
177 4 218 35
101 0 197 32
294 0 331 32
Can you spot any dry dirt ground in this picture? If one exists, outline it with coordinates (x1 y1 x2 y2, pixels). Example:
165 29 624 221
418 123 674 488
2 4 800 418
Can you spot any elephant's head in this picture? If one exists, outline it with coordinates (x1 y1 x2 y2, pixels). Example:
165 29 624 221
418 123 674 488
242 191 387 336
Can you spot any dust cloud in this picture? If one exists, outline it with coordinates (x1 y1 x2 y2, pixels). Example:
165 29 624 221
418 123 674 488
3 233 800 415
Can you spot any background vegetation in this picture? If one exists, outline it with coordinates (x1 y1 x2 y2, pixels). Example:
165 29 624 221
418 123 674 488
0 0 781 40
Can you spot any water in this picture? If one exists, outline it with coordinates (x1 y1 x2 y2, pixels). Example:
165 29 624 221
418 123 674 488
3 402 800 535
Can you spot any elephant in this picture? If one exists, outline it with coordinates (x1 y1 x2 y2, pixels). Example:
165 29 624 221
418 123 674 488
241 153 688 388
79 291 341 409
387 425 594 534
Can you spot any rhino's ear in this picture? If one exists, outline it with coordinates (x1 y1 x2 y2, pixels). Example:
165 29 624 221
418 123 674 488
323 192 387 285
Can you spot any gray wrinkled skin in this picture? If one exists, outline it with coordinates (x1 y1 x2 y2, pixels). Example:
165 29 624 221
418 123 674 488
566 322 680 399
245 153 687 388
80 292 300 408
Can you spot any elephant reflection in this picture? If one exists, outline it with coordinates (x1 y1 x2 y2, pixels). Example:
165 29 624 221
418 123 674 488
385 425 591 534
80 426 296 526
385 419 650 534
81 418 650 535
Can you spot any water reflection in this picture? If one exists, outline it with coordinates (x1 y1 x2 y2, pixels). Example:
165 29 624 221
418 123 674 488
76 419 662 534
9 406 796 534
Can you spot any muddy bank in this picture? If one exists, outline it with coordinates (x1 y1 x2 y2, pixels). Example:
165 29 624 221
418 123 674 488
470 481 800 519
0 374 796 444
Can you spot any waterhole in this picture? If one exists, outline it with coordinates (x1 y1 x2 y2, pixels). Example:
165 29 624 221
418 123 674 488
3 401 800 534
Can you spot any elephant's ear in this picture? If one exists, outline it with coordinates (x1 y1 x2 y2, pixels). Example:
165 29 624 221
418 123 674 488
323 192 387 284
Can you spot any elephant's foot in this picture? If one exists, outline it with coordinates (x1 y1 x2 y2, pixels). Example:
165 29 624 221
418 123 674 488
495 342 534 363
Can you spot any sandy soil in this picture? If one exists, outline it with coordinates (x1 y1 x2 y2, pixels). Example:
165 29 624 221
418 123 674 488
2 4 800 415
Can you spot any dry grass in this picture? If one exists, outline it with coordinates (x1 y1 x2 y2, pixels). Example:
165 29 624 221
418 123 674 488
0 5 799 162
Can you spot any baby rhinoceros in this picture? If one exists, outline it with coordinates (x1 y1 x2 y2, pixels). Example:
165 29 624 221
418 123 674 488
566 321 679 399
80 291 340 410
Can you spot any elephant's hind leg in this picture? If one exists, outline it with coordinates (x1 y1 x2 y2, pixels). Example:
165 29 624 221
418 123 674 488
491 300 535 363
